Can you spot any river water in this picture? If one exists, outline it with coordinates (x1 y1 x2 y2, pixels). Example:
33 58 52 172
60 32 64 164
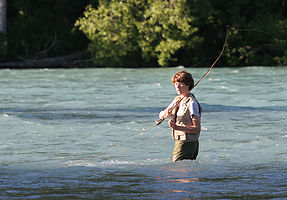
0 66 286 199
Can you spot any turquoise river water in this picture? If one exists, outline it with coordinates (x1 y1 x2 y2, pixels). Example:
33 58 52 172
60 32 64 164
0 66 286 199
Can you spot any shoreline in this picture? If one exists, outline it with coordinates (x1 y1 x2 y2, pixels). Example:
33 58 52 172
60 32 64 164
0 53 286 69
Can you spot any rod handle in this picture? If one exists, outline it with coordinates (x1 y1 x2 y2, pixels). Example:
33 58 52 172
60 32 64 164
155 118 165 125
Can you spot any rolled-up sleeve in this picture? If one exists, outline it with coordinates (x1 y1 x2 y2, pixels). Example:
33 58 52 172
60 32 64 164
189 100 200 117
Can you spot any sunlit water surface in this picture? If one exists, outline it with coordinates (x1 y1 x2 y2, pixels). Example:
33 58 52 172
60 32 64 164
0 67 286 199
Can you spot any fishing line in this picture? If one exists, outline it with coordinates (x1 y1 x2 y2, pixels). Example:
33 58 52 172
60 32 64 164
194 26 283 67
63 127 169 167
65 122 159 164
100 123 156 153
229 26 278 42
126 126 170 152
226 26 284 58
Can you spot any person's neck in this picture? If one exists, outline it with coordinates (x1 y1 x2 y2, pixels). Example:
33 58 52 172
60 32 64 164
181 91 190 97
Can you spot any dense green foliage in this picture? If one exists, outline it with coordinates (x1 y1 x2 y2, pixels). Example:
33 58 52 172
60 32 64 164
1 0 287 67
75 0 203 67
76 0 287 67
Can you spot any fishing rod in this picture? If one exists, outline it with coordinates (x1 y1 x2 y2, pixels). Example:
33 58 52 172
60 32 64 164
155 25 230 125
64 26 231 165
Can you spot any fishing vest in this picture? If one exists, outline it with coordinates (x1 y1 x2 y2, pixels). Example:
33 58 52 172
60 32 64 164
171 94 202 142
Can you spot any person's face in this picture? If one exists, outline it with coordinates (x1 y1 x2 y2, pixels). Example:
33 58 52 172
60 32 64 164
173 81 189 96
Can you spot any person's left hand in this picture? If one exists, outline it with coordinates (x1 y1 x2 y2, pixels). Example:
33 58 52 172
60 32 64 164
168 119 176 129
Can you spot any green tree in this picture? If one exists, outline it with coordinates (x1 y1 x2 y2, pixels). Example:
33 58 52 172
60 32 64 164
76 1 143 67
76 0 202 67
137 0 202 66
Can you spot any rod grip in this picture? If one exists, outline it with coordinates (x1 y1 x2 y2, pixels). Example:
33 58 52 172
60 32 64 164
155 118 165 125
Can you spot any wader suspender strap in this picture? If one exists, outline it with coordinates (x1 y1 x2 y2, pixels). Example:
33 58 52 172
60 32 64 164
172 104 180 141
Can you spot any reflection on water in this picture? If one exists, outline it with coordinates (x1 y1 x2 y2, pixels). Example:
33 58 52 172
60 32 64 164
1 161 286 199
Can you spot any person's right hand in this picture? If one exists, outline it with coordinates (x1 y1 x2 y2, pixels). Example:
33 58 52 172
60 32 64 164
159 109 171 119
159 111 165 119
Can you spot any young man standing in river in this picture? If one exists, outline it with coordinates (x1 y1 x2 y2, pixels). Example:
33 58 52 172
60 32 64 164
159 70 202 162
